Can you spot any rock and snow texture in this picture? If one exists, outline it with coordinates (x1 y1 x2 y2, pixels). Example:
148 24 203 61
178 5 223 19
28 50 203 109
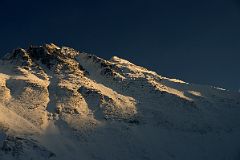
0 43 240 160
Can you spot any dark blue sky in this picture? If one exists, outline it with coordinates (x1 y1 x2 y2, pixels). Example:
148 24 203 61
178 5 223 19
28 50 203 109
0 0 239 91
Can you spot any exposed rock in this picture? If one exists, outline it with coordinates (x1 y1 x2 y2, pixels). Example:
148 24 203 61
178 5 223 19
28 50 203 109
1 136 55 159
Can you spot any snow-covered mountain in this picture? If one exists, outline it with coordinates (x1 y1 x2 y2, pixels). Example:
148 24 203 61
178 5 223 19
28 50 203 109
0 43 239 160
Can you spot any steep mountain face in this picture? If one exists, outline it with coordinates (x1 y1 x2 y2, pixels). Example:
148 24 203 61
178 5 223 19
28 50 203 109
0 43 240 160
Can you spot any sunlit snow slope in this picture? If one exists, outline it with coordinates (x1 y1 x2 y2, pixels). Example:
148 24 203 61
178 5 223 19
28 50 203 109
0 43 240 160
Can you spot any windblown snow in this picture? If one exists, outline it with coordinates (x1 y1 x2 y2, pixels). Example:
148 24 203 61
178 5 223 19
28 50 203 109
0 43 240 160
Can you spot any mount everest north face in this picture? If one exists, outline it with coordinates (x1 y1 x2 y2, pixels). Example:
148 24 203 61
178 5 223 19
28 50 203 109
0 43 240 160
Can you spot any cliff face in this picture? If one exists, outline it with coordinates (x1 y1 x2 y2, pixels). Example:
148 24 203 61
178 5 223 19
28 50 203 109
0 44 240 160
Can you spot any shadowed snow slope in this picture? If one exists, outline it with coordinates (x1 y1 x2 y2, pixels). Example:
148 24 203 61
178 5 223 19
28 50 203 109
0 43 240 160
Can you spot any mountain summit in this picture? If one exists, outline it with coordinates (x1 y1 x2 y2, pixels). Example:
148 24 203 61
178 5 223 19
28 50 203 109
0 44 240 160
